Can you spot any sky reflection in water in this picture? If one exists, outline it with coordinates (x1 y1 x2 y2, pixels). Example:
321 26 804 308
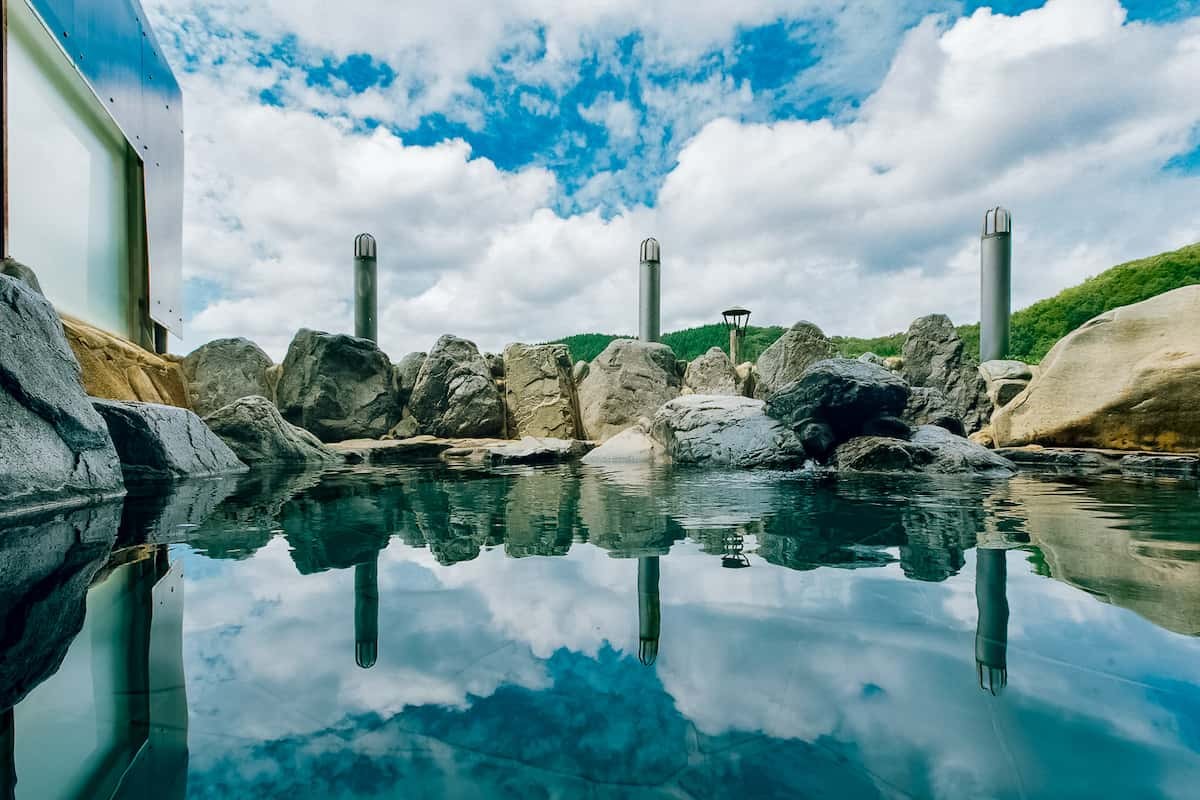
6 463 1200 799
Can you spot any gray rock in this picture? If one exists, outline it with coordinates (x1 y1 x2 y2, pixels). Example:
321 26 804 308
902 386 966 436
204 395 338 464
909 424 1016 475
765 358 911 439
275 328 403 442
1120 453 1200 479
797 419 837 460
754 321 837 399
735 362 757 397
486 352 505 378
1 256 43 295
835 426 1015 475
989 379 1028 408
182 337 276 417
502 343 582 439
900 315 991 433
395 352 427 406
650 395 807 468
857 352 885 366
577 339 681 441
683 347 739 396
409 335 505 438
0 274 125 517
993 446 1119 474
482 437 591 466
862 415 913 439
93 399 248 480
385 412 421 440
979 359 1033 382
572 360 590 384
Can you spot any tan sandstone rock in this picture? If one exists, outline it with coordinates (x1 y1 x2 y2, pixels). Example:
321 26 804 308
577 339 681 441
61 315 189 408
502 343 582 439
992 286 1200 453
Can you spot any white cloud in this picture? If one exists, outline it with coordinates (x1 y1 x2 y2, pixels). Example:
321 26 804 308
158 0 1200 358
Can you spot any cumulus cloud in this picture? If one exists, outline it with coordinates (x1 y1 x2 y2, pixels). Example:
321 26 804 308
151 0 1200 357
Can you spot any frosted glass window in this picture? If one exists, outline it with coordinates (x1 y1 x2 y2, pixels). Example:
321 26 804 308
6 0 134 338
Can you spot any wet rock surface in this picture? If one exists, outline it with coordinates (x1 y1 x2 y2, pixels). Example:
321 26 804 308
651 395 807 468
204 395 338 464
0 274 125 516
836 425 1015 476
93 399 248 480
276 329 403 442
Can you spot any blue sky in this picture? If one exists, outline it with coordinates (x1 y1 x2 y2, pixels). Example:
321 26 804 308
144 0 1200 357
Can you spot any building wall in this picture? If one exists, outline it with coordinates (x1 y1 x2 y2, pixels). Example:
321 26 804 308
5 0 136 339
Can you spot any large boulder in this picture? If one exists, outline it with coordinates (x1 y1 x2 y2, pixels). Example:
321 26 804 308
275 329 403 442
93 399 248 480
765 358 911 447
408 335 505 438
902 386 965 436
900 315 990 433
753 321 837 399
978 359 1032 409
581 421 664 464
0 274 125 516
502 343 582 439
63 315 190 407
683 347 739 396
650 395 807 468
182 337 276 416
394 351 427 407
992 286 1200 452
835 425 1015 475
577 339 681 441
203 396 338 464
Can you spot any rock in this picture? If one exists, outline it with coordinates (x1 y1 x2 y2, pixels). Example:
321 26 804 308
182 337 275 416
993 446 1119 474
902 386 966 436
481 437 590 466
93 399 248 480
502 343 582 439
275 328 403 442
979 360 1033 382
580 421 663 464
992 286 1200 452
735 362 756 397
857 352 884 365
969 428 995 448
63 315 189 406
764 358 911 440
203 396 338 464
651 395 807 468
683 347 739 396
486 352 505 378
572 360 589 384
385 412 421 440
754 321 837 399
0 275 125 516
408 335 505 438
577 339 682 441
1 256 44 294
329 436 456 465
834 426 1015 475
395 352 427 406
909 424 1016 475
797 419 837 460
1120 454 1200 479
900 315 990 433
883 356 904 371
117 474 239 546
861 415 913 439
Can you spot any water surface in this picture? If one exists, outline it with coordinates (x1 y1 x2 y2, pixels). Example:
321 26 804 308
3 463 1200 799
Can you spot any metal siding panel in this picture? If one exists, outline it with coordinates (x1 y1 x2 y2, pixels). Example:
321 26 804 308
27 0 185 335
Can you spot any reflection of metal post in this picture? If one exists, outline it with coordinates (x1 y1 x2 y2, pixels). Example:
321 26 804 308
975 548 1009 695
355 560 379 669
980 207 1012 362
637 557 661 666
1 709 14 800
354 233 378 343
639 238 661 343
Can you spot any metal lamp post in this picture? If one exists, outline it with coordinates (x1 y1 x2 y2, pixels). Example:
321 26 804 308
980 208 1012 362
639 238 661 343
354 233 378 343
722 307 751 365
637 556 661 666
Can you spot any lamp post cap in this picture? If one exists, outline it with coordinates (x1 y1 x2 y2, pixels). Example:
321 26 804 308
640 237 661 263
722 306 751 318
354 232 377 258
982 207 1012 237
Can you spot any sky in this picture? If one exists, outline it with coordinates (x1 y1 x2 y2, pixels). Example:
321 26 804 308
141 0 1200 359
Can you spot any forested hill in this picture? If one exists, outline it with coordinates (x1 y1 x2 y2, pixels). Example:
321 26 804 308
551 242 1200 364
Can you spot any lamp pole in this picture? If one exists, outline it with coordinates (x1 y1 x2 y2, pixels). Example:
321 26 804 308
354 233 378 343
639 238 661 343
352 233 380 669
980 208 1012 362
722 307 751 364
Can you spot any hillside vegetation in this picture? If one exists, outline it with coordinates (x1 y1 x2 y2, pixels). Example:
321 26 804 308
551 242 1200 365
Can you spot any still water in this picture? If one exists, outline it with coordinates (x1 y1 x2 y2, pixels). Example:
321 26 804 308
2 462 1199 799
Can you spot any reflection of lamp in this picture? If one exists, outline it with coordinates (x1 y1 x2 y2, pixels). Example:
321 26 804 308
975 548 1009 695
637 557 661 666
355 559 379 669
721 307 751 365
721 530 751 569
